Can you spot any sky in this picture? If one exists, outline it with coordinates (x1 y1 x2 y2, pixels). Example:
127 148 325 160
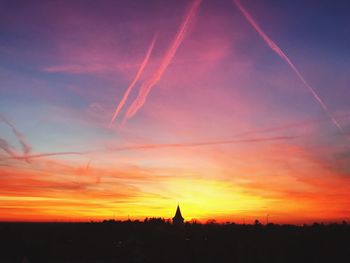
1 0 350 223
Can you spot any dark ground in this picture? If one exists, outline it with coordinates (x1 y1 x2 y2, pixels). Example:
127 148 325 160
0 219 349 263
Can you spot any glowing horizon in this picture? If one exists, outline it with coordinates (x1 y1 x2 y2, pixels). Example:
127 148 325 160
1 0 350 224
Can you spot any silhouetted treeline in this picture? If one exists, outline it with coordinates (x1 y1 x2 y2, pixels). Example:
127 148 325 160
0 219 349 263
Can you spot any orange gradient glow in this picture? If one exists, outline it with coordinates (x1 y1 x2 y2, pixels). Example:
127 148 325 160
1 138 350 223
1 0 350 224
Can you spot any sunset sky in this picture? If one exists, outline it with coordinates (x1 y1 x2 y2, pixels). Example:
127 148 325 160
1 0 350 223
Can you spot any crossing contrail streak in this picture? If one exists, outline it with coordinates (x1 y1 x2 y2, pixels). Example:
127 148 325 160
0 138 16 157
123 0 202 123
109 33 158 127
0 114 32 157
233 0 346 137
0 151 84 161
14 151 84 159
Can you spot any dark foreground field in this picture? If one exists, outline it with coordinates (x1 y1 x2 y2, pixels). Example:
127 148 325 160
1 220 349 263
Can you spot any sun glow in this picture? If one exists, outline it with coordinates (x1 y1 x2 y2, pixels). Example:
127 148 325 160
1 0 350 223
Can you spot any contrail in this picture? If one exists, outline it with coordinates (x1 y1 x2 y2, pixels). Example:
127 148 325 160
110 113 350 153
109 33 158 127
15 151 84 159
109 135 295 152
0 114 84 162
123 0 202 123
233 113 350 139
233 0 346 136
0 151 84 161
0 114 32 156
0 137 16 157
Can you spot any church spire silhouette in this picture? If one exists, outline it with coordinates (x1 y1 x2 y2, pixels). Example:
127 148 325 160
172 204 184 224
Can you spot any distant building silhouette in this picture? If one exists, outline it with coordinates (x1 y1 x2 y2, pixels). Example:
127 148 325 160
172 204 184 224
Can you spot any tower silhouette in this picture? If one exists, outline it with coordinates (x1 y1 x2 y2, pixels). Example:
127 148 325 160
172 204 184 225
